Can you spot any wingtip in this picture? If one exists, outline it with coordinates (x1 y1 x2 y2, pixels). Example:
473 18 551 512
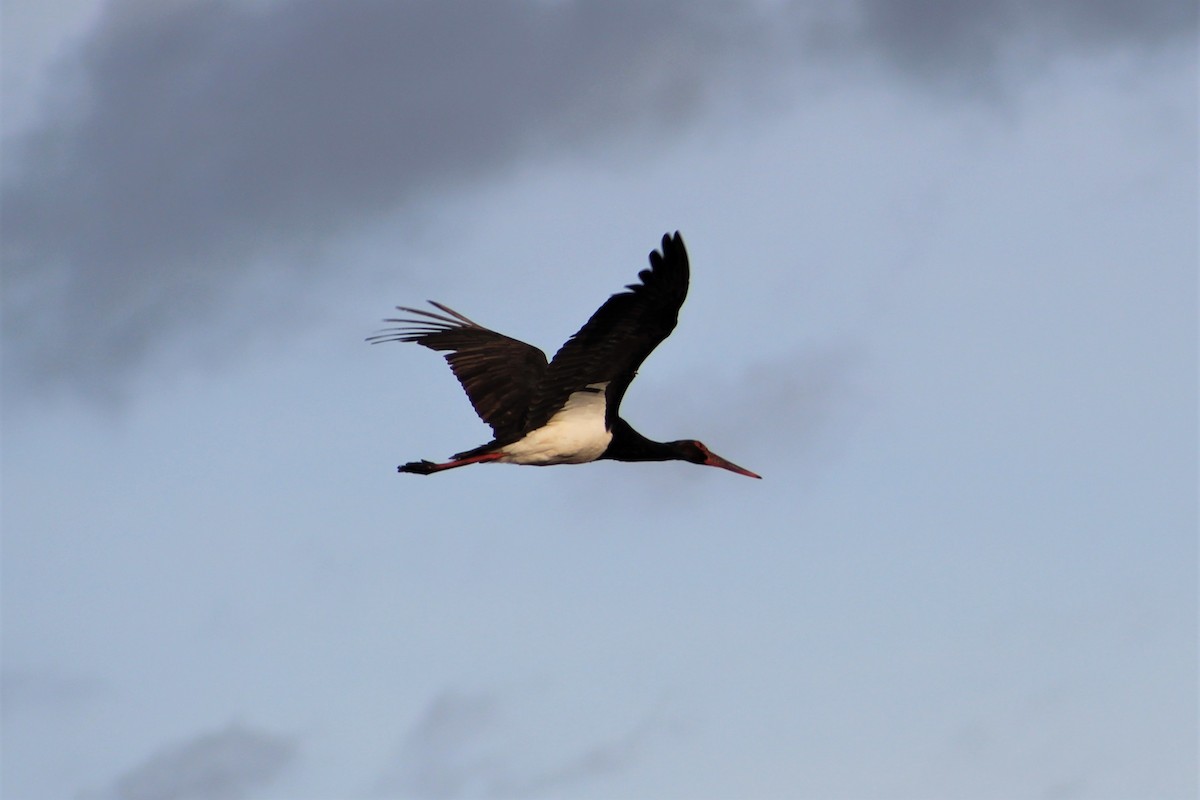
652 231 688 270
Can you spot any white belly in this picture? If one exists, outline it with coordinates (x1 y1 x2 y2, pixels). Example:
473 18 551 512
498 382 613 465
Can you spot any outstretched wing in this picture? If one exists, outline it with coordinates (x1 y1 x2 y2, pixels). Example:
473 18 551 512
367 302 548 440
525 232 690 432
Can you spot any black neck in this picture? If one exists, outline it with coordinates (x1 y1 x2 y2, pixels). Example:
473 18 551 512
601 418 684 463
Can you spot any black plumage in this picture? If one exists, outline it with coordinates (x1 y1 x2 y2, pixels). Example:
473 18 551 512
368 232 759 478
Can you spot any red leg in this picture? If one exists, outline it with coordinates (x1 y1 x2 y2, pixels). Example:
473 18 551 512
398 452 504 475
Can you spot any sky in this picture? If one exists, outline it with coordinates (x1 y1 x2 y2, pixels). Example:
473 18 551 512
2 1 1196 798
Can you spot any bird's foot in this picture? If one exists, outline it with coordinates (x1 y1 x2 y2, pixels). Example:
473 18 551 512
398 460 437 475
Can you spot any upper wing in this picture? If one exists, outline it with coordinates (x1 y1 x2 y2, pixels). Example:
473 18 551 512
367 302 548 440
525 232 690 432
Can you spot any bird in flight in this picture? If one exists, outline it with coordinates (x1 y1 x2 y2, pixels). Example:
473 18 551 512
368 232 760 478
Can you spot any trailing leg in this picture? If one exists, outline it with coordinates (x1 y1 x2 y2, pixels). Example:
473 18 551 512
397 452 504 475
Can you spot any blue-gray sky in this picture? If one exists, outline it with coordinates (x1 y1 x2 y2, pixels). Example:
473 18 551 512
3 2 1196 798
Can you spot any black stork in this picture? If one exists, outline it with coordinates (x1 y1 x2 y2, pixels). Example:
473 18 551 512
368 232 760 479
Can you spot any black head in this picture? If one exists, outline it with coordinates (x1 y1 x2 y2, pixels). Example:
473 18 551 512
672 440 761 479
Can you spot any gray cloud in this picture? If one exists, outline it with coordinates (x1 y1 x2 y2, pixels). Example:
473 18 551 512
376 688 657 798
855 0 1195 90
2 0 772 404
3 0 1192 403
96 722 295 800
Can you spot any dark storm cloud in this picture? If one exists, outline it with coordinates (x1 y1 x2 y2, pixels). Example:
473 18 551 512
2 0 1192 402
855 0 1195 88
3 0 771 403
